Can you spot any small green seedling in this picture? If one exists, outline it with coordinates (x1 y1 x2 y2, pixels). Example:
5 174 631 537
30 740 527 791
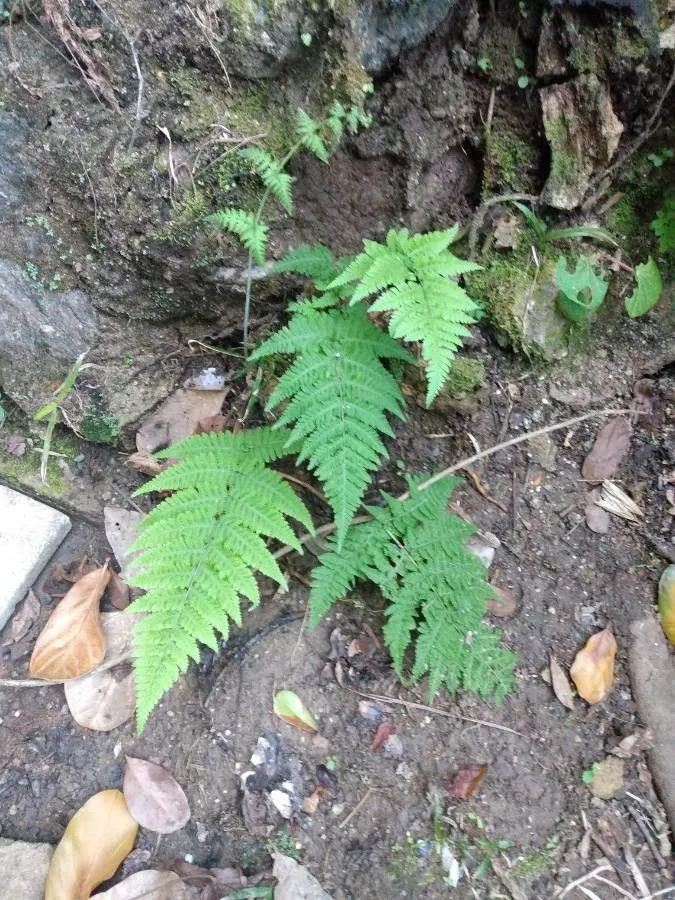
511 201 618 250
647 148 673 168
477 57 491 72
581 763 599 785
554 255 608 322
625 257 662 318
34 351 91 483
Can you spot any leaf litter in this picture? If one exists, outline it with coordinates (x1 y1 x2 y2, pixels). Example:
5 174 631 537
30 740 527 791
273 689 318 734
30 563 110 680
123 757 191 833
94 869 189 899
570 627 617 704
549 655 575 710
581 417 631 482
45 789 138 900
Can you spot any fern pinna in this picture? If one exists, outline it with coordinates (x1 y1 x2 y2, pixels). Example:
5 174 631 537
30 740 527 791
126 428 312 730
309 478 516 701
329 227 482 405
250 304 412 546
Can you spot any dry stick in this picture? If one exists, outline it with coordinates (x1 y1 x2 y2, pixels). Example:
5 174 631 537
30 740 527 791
337 680 521 735
338 787 378 829
0 652 132 688
560 863 613 898
273 408 630 562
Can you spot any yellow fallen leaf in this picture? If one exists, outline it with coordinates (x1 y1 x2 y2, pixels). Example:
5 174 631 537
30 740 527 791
45 789 138 900
658 565 675 646
570 627 617 704
30 564 110 680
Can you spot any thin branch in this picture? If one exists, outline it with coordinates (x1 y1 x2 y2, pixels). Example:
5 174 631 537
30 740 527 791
0 652 132 688
338 787 378 829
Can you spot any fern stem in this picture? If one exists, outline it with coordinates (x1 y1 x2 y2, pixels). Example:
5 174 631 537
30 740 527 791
272 407 630 559
242 138 305 359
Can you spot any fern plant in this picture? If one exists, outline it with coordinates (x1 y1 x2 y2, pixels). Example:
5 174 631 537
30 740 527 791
126 428 312 730
309 478 516 700
251 304 412 545
328 226 483 404
206 102 371 354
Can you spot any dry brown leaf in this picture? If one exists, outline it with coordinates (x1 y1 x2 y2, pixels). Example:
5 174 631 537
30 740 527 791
550 655 575 710
2 589 40 646
125 450 167 477
609 728 655 759
585 489 611 534
30 564 110 680
582 417 631 482
65 668 135 732
370 722 397 752
109 570 131 610
104 508 145 576
45 789 138 900
486 585 518 618
302 789 323 816
123 757 191 834
94 869 189 899
570 627 617 704
448 763 488 799
195 414 230 434
135 388 227 454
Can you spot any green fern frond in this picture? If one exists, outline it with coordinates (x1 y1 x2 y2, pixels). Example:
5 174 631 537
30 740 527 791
127 428 312 730
206 208 268 264
273 243 338 284
251 306 411 545
296 109 329 163
326 100 345 141
308 478 516 702
241 148 293 215
329 228 482 405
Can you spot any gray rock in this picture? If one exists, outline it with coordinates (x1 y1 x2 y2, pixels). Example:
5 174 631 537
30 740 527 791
0 260 98 415
356 0 457 72
0 109 33 214
0 838 53 900
548 0 658 49
540 75 623 209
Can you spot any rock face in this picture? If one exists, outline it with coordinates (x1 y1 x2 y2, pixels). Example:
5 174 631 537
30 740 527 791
0 260 98 415
540 75 623 209
0 110 33 214
355 0 457 72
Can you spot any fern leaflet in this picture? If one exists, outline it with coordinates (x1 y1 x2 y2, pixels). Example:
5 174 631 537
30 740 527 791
296 109 329 163
241 148 293 215
126 428 312 730
309 478 516 702
329 227 482 405
251 306 412 546
206 208 268 265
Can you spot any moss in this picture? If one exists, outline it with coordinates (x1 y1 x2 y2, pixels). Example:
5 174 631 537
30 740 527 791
81 396 120 444
156 190 210 246
568 38 601 74
466 249 570 361
544 116 585 190
484 130 538 194
228 85 297 158
444 356 486 395
0 410 73 498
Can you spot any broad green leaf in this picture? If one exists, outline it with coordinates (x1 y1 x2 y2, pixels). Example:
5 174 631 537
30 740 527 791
624 257 663 318
273 689 318 733
554 255 608 322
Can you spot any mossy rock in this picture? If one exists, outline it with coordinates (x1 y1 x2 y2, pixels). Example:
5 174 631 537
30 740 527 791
467 253 570 361
483 129 539 195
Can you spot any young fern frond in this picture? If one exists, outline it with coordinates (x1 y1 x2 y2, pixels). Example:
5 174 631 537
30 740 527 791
206 208 268 265
309 478 516 702
126 428 312 730
330 227 482 405
296 109 329 162
241 148 293 215
251 306 412 546
272 243 340 285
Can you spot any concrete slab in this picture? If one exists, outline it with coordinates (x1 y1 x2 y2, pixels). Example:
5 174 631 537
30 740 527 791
0 485 71 629
0 838 53 899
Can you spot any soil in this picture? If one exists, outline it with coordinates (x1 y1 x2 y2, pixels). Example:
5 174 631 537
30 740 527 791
0 0 674 896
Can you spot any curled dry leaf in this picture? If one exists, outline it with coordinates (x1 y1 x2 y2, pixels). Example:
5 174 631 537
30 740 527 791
570 627 617 704
448 763 488 800
2 589 40 646
29 564 110 680
273 690 318 734
370 722 397 752
610 728 654 759
94 869 188 899
125 450 167 477
135 388 227 454
123 757 191 834
45 789 138 900
658 565 675 646
581 417 631 482
109 570 131 610
549 655 575 710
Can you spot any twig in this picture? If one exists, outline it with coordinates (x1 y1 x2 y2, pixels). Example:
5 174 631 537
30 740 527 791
625 803 665 868
337 680 521 735
0 652 132 688
560 863 613 897
593 873 638 899
127 35 144 150
623 845 649 898
338 787 377 829
279 472 329 506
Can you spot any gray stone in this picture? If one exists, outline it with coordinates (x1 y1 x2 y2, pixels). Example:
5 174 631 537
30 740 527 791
0 838 54 899
0 110 33 214
540 75 623 210
356 0 456 72
0 260 98 416
0 486 71 629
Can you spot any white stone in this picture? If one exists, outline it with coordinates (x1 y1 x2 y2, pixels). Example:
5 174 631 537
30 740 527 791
0 485 71 629
0 838 53 899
